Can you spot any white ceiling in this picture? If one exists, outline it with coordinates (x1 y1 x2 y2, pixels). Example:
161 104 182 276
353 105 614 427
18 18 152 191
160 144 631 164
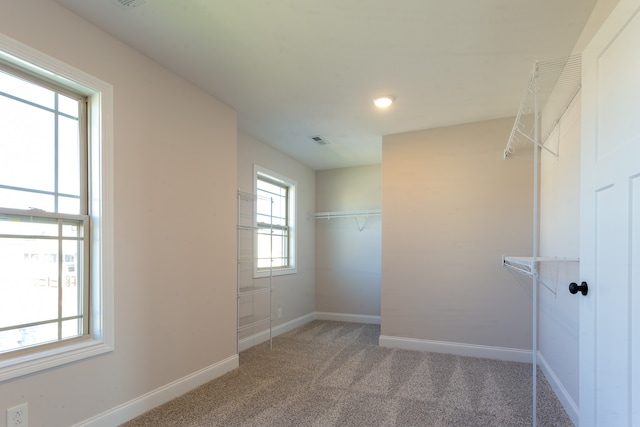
55 0 596 170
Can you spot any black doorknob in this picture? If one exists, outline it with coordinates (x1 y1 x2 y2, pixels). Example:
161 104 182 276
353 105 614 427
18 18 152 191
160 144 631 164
569 282 588 296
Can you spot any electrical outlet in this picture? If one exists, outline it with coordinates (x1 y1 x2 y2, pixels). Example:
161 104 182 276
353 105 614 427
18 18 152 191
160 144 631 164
277 306 282 319
7 402 28 427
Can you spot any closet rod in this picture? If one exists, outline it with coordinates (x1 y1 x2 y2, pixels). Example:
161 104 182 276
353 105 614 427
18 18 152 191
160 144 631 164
310 209 381 220
310 209 381 231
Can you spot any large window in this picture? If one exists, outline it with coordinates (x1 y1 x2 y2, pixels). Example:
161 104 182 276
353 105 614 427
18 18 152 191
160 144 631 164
255 166 296 275
0 35 113 381
0 63 89 355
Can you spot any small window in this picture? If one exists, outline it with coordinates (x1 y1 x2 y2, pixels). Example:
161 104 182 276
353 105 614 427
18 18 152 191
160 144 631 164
0 35 113 381
255 166 296 276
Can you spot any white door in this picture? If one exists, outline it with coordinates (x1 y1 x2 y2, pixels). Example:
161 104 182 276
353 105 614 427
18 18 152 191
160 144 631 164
580 0 640 425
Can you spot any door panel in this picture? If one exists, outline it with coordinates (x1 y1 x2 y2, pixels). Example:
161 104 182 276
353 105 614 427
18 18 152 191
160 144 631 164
594 184 629 425
596 10 640 160
580 1 640 425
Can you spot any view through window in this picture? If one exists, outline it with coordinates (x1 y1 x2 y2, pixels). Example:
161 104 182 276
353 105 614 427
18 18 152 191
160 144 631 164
256 172 292 271
0 63 88 355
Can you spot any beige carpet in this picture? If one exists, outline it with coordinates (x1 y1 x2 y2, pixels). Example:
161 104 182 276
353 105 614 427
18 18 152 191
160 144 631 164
122 320 573 426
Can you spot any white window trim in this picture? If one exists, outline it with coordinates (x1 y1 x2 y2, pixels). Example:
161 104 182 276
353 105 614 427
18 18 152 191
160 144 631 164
253 165 296 277
0 33 114 382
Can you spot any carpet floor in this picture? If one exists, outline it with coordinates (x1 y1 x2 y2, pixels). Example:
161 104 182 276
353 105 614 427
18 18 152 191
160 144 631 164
121 320 573 426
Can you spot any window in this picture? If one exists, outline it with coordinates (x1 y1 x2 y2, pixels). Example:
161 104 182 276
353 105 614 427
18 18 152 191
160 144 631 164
0 63 89 355
255 166 296 276
0 35 113 381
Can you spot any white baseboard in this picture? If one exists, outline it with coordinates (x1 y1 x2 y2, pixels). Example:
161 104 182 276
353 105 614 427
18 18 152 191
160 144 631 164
378 335 532 363
238 312 316 352
275 312 317 335
237 328 272 352
75 315 550 427
378 336 576 424
238 312 381 352
537 352 578 426
75 354 238 427
315 311 381 325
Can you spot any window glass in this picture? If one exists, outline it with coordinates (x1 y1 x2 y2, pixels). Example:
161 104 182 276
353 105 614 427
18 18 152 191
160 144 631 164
0 64 87 356
0 69 55 109
58 93 79 118
256 171 294 272
0 96 55 193
58 114 81 199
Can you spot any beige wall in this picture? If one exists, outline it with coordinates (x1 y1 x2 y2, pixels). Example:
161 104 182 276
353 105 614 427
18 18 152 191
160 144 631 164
0 1 237 425
315 165 382 319
381 117 533 350
237 131 316 330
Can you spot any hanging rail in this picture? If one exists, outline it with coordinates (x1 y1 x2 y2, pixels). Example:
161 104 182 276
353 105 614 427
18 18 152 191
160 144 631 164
310 209 382 231
310 209 381 219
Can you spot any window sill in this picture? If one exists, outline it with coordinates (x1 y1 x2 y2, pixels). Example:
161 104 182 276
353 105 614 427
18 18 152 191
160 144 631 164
0 337 113 382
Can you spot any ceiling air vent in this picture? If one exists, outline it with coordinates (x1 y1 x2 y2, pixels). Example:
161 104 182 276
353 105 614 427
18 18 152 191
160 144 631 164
309 135 330 145
112 0 146 9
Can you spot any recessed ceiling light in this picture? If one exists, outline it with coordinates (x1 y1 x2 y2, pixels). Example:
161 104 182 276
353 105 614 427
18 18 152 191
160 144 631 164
374 96 394 108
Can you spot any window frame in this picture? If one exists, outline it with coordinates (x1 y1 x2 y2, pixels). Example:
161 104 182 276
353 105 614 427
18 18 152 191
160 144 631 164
0 33 114 382
253 165 296 277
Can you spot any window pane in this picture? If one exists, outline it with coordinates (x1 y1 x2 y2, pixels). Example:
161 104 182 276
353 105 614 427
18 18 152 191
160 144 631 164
256 197 271 216
0 96 55 193
58 115 81 197
257 230 272 269
0 214 59 237
271 204 285 221
0 238 59 328
271 214 286 227
62 221 83 238
0 329 23 353
257 228 289 269
271 234 288 265
0 213 86 353
0 188 54 212
58 196 80 215
256 179 281 195
272 194 286 216
58 94 79 118
0 323 58 353
272 257 287 268
61 239 81 317
61 318 82 340
0 69 55 109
